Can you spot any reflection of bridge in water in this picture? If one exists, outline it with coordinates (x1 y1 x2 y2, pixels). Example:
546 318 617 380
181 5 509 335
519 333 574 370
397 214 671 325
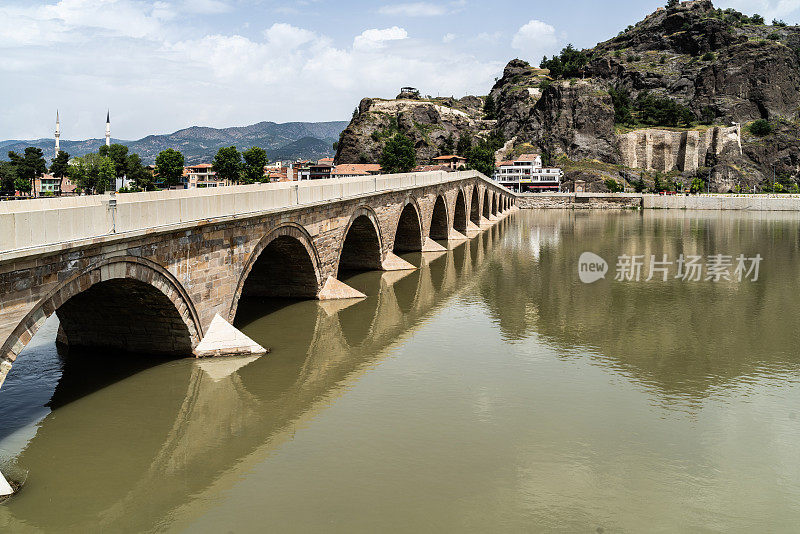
1 221 511 531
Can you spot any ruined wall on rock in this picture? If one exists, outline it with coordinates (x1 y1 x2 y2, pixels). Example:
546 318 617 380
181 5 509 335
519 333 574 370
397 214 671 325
616 125 741 173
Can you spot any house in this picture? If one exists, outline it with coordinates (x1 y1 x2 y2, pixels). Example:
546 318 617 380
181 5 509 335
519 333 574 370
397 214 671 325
432 155 467 170
183 164 226 188
413 164 452 173
493 154 563 192
310 160 334 180
331 164 382 178
33 173 72 196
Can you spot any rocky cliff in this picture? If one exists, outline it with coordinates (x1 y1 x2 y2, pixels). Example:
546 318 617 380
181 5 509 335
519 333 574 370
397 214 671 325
335 96 492 164
336 0 800 191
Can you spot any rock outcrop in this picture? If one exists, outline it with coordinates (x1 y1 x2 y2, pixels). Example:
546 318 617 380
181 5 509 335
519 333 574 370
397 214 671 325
335 96 491 164
336 0 800 190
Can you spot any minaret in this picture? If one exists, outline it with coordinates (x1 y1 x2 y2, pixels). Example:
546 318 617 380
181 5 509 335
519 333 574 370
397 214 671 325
55 110 61 157
105 110 111 146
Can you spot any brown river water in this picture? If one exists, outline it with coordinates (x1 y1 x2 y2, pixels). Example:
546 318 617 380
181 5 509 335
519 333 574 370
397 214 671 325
1 210 799 532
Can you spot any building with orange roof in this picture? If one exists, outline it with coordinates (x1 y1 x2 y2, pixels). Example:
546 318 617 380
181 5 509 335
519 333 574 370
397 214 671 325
331 164 382 178
432 155 467 170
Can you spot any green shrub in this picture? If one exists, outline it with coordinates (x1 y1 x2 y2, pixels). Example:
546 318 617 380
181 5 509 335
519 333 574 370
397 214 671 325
749 119 773 136
540 44 588 79
604 179 624 192
701 52 716 61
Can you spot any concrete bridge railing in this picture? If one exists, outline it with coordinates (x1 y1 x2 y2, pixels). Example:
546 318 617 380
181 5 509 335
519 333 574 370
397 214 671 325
0 170 504 257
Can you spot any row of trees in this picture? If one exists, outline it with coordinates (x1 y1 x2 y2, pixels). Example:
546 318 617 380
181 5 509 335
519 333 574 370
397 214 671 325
1 142 276 197
609 86 697 127
378 129 505 177
211 146 270 184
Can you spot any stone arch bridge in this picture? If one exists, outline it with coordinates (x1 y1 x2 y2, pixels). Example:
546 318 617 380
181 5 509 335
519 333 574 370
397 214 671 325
0 171 516 389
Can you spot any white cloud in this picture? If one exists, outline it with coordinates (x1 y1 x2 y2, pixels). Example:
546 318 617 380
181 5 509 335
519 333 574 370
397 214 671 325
263 23 316 49
353 26 408 50
181 0 231 14
442 32 456 43
511 19 558 59
722 0 800 19
378 2 448 16
0 3 502 140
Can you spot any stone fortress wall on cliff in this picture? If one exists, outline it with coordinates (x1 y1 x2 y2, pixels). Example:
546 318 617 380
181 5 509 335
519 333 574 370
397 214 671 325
616 125 742 174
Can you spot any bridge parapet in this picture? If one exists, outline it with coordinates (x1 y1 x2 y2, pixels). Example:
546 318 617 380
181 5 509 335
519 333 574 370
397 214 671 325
0 170 508 258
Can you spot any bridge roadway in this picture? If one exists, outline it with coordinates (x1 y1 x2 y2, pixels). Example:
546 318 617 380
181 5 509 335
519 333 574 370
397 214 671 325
0 170 516 389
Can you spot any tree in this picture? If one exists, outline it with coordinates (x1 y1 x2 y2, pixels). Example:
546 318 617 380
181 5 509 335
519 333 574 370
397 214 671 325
49 151 71 193
540 44 588 79
0 161 17 195
456 132 473 156
604 179 624 192
609 85 633 125
68 153 114 194
442 133 455 155
749 119 772 136
155 148 185 188
666 0 679 9
126 153 155 191
750 14 764 25
212 146 242 184
483 94 497 120
8 147 47 196
465 132 505 177
242 146 268 184
98 143 129 179
379 133 416 173
50 151 70 178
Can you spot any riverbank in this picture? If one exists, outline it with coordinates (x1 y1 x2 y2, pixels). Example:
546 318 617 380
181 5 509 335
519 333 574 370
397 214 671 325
517 193 800 211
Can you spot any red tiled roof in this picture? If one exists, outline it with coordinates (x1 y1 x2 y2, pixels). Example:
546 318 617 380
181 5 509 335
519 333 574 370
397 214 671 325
515 153 540 161
433 155 466 161
332 163 382 175
413 165 451 172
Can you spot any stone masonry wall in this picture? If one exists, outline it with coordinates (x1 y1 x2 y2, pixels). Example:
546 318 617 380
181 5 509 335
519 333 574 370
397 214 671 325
617 125 742 173
517 193 642 209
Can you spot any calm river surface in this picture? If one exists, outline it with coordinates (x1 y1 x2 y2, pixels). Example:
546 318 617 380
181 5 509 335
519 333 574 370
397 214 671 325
1 210 800 532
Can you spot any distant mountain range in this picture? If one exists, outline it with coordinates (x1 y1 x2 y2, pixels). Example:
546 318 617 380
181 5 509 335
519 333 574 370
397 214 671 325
0 121 348 164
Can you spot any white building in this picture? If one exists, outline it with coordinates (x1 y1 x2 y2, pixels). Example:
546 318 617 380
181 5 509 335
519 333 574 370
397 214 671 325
493 154 562 193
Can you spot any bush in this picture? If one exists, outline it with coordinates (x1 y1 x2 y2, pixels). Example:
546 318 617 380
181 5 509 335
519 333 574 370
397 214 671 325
540 44 588 79
773 19 788 27
701 52 716 61
767 32 781 40
633 92 695 127
609 85 633 125
749 119 773 136
604 179 624 193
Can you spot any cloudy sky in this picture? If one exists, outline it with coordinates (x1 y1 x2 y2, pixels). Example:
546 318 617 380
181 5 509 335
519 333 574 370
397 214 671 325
1 0 798 140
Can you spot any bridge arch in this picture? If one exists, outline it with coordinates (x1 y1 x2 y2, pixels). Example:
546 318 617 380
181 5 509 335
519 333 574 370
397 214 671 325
229 223 323 319
492 193 498 216
469 185 480 227
337 206 385 276
453 189 468 235
482 188 490 220
393 198 424 253
0 256 202 372
429 194 450 241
